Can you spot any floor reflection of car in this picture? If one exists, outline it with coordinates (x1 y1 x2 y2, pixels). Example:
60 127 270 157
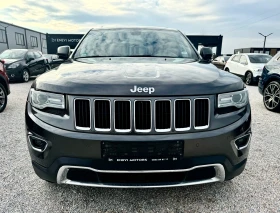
259 52 280 112
0 49 49 82
43 54 64 69
224 53 272 85
212 56 230 70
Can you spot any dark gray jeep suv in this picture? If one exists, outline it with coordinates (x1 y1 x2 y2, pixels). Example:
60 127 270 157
25 27 251 188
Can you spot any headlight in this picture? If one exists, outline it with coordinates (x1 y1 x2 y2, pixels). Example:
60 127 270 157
30 89 65 109
218 89 249 108
8 62 20 69
254 68 263 72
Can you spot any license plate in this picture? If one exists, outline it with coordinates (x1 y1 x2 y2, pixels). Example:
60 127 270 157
101 140 184 162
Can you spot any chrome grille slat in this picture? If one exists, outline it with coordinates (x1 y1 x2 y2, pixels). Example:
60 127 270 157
194 98 210 129
155 100 171 132
94 99 111 131
73 97 210 133
174 99 191 131
114 100 131 132
74 99 91 130
134 100 152 132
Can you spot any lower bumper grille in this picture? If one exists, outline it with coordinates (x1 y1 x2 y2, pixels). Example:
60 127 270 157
57 164 225 188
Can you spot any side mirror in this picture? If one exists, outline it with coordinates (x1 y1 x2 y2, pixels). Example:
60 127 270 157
57 46 70 60
200 47 213 62
27 57 35 63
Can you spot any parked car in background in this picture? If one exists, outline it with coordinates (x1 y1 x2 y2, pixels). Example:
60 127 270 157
0 60 10 113
0 49 49 82
224 53 272 85
43 54 63 69
212 56 230 70
259 52 280 112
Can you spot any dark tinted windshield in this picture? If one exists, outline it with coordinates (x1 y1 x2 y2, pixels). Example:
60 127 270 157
0 49 27 59
74 29 198 59
248 55 272 63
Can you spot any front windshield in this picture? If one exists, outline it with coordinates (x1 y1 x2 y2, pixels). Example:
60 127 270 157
74 29 199 59
0 49 27 59
248 55 272 63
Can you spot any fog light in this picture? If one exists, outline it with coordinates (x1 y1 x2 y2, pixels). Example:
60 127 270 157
11 74 15 77
234 133 251 150
28 135 48 152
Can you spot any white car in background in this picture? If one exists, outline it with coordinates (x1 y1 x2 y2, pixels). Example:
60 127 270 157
224 53 272 85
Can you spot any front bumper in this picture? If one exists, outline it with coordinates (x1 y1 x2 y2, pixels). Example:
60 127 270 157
26 103 251 188
6 66 23 81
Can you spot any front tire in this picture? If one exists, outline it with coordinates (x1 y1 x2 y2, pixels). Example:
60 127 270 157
263 81 280 112
22 69 30 82
245 72 253 85
0 83 7 113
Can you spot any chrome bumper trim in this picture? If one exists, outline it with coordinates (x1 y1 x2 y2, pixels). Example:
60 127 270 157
57 163 225 188
234 133 252 150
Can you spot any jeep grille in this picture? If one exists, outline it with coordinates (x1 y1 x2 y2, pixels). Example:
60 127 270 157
74 97 210 133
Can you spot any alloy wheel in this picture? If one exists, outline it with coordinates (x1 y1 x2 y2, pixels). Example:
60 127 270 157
23 70 29 82
0 86 6 110
245 72 252 85
264 82 280 110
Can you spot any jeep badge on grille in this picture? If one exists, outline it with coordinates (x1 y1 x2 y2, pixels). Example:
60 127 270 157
130 85 155 94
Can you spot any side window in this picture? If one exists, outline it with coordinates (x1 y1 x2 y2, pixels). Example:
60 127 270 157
34 51 42 59
232 55 241 62
0 29 6 43
26 52 35 60
30 36 38 47
213 57 219 62
15 33 25 46
240 56 248 65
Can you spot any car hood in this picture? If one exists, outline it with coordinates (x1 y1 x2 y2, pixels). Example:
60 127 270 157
1 58 23 65
34 58 244 96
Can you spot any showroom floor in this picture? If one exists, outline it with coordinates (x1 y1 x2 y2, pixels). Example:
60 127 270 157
0 81 279 213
